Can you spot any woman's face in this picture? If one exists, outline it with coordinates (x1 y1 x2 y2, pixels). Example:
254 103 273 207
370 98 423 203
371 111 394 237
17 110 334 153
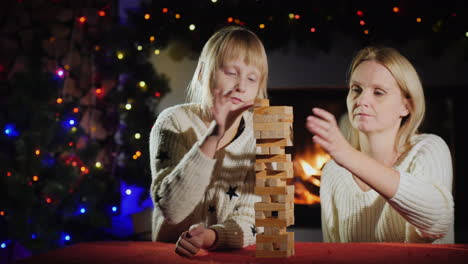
347 60 409 135
212 57 261 111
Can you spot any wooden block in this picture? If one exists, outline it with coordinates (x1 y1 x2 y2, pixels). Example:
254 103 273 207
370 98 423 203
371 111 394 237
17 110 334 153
256 178 266 187
254 106 293 115
254 131 261 139
254 122 291 131
256 161 293 171
261 195 271 203
278 209 294 220
256 211 265 219
256 170 293 179
256 154 291 163
277 194 294 203
259 129 291 139
255 146 270 155
269 146 285 155
256 234 289 244
256 138 288 147
254 114 293 123
255 186 287 195
256 218 287 228
255 202 291 211
266 178 286 187
264 226 286 235
254 99 270 107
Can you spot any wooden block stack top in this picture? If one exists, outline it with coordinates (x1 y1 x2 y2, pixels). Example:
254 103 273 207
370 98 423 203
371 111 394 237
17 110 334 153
253 98 295 258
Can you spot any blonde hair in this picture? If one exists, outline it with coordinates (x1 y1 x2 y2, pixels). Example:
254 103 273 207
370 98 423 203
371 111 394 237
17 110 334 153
346 46 425 154
186 26 268 118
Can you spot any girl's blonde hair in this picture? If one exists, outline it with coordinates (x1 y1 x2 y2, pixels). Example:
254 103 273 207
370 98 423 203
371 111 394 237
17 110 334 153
346 46 425 153
186 26 268 118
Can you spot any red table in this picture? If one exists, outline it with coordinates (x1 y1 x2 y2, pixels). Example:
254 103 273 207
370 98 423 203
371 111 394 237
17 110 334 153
16 241 468 264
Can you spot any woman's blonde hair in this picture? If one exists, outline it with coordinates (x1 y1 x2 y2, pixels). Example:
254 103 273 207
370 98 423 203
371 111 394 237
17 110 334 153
186 26 268 118
346 46 425 153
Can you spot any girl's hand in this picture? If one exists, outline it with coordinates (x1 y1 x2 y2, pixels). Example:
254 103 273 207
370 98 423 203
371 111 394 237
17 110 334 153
211 88 254 139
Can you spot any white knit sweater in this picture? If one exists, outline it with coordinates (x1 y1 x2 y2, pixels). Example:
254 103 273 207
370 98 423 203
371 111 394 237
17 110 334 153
320 134 454 243
149 103 259 249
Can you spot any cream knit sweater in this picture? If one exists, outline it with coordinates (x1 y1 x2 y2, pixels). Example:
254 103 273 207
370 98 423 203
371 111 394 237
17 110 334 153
320 134 454 243
149 103 259 249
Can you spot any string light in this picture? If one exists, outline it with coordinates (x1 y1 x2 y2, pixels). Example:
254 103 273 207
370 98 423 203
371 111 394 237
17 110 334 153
73 107 79 113
95 88 103 95
310 27 316 33
32 176 39 182
95 161 102 168
95 45 101 51
78 16 87 24
294 14 300 20
259 24 265 29
137 45 143 51
227 17 233 23
162 8 168 13
175 14 181 19
149 36 155 42
35 149 41 155
98 10 106 17
211 0 218 3
64 234 71 241
125 189 132 195
364 29 369 35
359 20 365 26
46 197 52 204
393 7 399 13
80 208 86 214
4 124 19 137
134 133 141 139
32 234 37 239
189 24 196 31
112 206 118 212
80 166 86 172
416 17 422 23
357 10 363 16
154 49 160 55
68 119 75 125
56 68 64 78
7 172 12 177
136 151 142 157
1 243 5 249
56 98 63 104
125 103 132 110
144 13 150 20
0 211 5 216
155 92 161 97
71 127 77 133
288 13 294 19
465 32 468 38
117 52 124 60
68 142 74 146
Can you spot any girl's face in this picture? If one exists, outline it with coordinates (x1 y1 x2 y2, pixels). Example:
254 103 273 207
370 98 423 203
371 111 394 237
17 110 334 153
212 57 261 110
347 60 409 135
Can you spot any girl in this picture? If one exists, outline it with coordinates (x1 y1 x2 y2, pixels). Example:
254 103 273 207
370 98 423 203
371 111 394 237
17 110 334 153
149 26 268 256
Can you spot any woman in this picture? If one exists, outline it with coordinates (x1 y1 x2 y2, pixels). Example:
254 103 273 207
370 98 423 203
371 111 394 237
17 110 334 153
307 46 454 243
149 26 268 256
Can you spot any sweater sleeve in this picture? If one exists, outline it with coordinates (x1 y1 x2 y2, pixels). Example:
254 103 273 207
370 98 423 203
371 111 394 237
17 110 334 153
208 169 259 249
320 161 340 242
387 135 454 240
149 109 217 224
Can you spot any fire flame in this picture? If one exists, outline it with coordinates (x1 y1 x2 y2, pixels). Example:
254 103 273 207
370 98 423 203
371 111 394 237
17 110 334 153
294 143 331 205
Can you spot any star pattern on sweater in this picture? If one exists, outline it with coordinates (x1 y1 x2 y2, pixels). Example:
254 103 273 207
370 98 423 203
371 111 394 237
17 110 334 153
225 185 239 200
251 225 257 236
208 205 216 214
156 151 170 162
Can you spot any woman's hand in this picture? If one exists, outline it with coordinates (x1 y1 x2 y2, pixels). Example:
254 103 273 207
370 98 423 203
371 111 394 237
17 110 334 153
211 88 254 139
305 108 353 166
174 224 217 257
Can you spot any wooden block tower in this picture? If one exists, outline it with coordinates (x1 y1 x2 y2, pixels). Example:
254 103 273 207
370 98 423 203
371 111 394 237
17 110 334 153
253 98 295 258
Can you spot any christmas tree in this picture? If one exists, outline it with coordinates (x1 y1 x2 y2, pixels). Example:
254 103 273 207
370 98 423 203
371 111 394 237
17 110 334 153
0 0 169 258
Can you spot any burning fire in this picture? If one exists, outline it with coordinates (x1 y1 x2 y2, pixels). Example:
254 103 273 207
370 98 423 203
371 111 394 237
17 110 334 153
294 143 331 205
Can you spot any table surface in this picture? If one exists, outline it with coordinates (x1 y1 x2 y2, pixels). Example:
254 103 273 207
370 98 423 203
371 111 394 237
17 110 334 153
16 241 468 264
